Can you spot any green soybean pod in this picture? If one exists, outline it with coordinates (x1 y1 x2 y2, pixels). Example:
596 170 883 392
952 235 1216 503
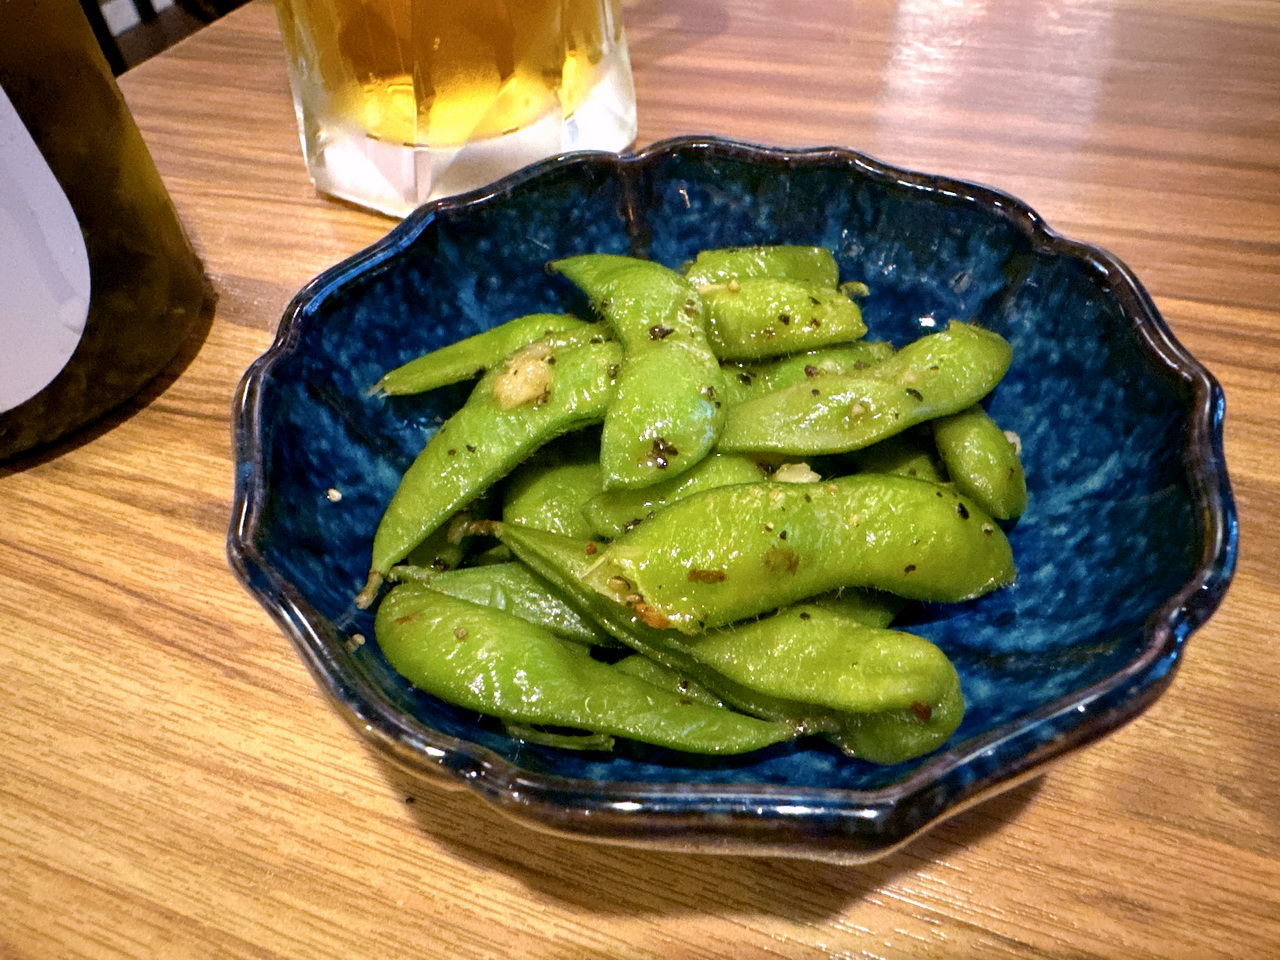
360 334 622 605
683 245 840 288
372 314 591 396
550 254 726 490
375 584 798 755
718 342 896 406
405 561 616 647
932 405 1028 520
848 429 948 483
611 655 724 705
686 604 956 715
584 475 1015 632
828 666 966 765
498 525 964 762
718 321 1012 455
503 450 603 539
582 452 768 539
702 278 867 361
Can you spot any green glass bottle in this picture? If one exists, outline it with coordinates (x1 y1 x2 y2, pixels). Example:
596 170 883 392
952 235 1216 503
0 0 206 462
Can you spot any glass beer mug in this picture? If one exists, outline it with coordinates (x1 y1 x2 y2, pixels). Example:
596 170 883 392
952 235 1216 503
274 0 638 217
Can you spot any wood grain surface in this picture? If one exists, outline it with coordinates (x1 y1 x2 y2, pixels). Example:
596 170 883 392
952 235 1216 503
2 1 1278 957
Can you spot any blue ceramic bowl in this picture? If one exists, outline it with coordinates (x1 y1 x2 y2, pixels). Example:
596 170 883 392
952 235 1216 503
229 137 1236 863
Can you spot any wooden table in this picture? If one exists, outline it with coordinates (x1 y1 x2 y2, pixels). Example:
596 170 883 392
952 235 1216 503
3 1 1277 955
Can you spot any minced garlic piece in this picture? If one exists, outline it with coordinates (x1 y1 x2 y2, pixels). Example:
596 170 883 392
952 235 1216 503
773 462 821 483
492 343 554 409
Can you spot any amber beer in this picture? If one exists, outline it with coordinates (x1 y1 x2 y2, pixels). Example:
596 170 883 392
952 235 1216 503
274 0 637 215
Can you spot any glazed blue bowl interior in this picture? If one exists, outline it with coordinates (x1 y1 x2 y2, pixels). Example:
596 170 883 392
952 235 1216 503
231 138 1234 859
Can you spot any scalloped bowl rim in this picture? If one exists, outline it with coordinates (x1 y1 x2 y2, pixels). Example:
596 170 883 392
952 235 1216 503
228 136 1237 863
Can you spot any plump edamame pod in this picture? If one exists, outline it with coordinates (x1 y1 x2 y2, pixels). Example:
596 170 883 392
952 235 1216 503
394 561 615 647
612 655 723 705
685 603 956 715
701 279 867 361
360 334 622 604
497 523 831 725
932 405 1027 520
503 450 602 538
549 255 726 489
848 429 948 483
498 525 964 762
372 314 591 396
585 475 1015 631
375 584 798 755
828 664 966 765
683 245 840 288
582 453 768 539
804 589 905 629
719 342 896 406
718 321 1012 455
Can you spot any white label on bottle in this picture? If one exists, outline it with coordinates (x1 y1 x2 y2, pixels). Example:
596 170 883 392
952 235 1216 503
0 84 92 414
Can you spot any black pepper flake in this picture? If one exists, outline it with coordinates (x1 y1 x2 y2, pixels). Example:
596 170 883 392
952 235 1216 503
803 494 812 502
808 295 821 306
648 436 680 469
905 387 924 401
623 518 644 532
701 385 718 400
447 448 457 456
607 364 620 378
910 701 933 722
777 313 792 325
957 502 970 519
778 530 788 540
808 318 822 328
904 564 917 574
546 355 557 365
738 371 754 386
936 490 944 497
648 324 674 340
811 388 820 397
677 680 690 693
404 796 416 804
798 612 811 620
804 365 820 379
465 444 476 452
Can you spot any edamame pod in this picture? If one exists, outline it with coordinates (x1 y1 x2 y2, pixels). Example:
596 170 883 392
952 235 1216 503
719 342 895 406
396 561 616 647
503 449 602 538
718 321 1012 455
612 655 723 705
685 603 955 715
582 452 768 539
702 278 867 360
684 245 840 287
372 314 591 396
550 255 726 489
498 525 965 762
361 334 622 604
376 584 798 755
585 475 1015 631
828 665 966 765
849 430 948 483
932 405 1027 520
